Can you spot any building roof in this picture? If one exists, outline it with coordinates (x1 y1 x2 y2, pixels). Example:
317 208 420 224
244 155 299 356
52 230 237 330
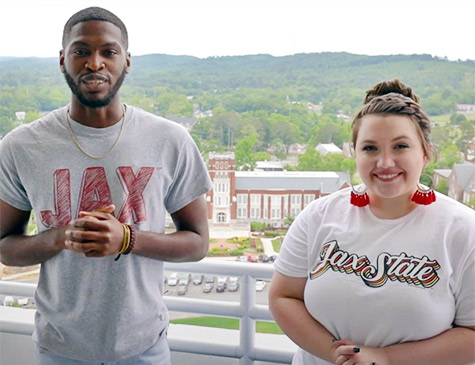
316 143 343 155
255 161 284 171
166 116 197 127
434 169 452 178
452 163 475 192
235 171 350 194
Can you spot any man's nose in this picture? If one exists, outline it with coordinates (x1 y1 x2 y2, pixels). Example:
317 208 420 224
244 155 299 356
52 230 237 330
85 53 104 71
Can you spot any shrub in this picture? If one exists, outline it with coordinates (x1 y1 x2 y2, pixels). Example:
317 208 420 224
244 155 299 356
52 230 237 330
251 221 268 231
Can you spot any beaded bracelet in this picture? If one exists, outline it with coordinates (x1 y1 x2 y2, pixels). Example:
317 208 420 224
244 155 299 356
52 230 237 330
123 224 136 255
114 224 135 261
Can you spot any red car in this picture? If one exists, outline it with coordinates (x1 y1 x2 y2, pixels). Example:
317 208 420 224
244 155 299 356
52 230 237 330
247 255 258 263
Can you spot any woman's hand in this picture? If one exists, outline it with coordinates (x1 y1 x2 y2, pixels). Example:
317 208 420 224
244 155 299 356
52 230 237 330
334 343 391 365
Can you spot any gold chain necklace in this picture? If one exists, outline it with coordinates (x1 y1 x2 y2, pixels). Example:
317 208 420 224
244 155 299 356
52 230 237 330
66 104 126 159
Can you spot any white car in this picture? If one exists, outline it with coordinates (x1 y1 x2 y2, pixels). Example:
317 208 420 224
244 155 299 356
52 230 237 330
168 272 178 286
256 280 266 292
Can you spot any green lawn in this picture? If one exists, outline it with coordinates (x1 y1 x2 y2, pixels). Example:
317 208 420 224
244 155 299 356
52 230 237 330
170 316 284 334
430 114 450 125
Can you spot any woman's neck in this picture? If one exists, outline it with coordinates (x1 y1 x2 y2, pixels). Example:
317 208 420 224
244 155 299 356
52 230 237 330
368 192 418 219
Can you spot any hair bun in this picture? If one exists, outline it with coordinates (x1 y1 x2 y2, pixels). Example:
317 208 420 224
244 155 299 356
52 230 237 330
364 79 420 104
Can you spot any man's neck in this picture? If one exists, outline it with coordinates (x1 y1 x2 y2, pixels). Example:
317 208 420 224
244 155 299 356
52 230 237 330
69 99 125 128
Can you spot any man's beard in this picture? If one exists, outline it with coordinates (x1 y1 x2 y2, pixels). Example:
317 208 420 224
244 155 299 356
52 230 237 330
63 67 127 109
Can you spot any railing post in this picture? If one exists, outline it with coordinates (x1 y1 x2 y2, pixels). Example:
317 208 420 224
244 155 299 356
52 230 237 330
239 274 255 365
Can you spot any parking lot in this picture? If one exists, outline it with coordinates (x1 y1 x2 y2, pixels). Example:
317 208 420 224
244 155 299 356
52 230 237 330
164 271 271 306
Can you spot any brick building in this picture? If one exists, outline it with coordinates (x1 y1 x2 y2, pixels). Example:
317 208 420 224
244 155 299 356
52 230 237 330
206 152 351 227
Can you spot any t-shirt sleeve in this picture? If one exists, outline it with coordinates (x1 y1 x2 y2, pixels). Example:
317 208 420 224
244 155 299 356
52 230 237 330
164 130 213 214
0 132 32 211
454 246 475 327
273 205 311 278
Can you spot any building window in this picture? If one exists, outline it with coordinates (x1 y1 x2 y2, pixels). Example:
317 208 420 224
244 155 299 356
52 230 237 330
237 208 247 218
271 195 281 205
250 207 261 218
291 207 301 217
291 195 301 205
271 208 281 219
237 194 248 205
217 212 226 223
304 194 315 206
250 194 261 205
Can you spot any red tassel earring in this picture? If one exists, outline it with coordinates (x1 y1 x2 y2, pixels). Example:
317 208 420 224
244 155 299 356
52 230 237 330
350 185 370 207
411 175 436 205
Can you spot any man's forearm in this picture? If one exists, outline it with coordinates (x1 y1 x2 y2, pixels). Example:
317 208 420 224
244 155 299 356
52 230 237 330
132 230 209 262
0 227 65 266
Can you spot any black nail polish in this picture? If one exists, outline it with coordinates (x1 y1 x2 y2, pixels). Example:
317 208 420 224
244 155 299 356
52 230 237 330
353 347 360 353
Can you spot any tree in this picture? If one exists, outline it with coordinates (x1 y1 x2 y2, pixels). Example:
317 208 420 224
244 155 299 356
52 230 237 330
298 148 323 171
235 135 258 170
437 144 463 169
435 178 448 195
253 151 271 161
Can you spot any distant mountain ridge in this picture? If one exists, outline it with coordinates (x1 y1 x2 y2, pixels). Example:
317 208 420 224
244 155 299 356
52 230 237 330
1 52 473 92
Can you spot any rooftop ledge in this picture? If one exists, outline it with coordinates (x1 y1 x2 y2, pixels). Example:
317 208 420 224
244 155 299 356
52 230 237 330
0 259 297 365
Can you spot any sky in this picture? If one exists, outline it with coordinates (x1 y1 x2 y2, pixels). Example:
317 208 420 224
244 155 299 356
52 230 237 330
1 0 474 61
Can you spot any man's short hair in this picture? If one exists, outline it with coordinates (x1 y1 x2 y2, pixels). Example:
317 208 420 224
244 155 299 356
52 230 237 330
62 7 128 50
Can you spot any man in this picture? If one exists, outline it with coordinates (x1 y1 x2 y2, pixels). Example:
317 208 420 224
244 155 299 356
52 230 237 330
0 7 213 364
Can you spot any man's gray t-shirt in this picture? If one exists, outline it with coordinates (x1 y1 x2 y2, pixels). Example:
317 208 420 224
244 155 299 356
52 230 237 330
0 105 213 361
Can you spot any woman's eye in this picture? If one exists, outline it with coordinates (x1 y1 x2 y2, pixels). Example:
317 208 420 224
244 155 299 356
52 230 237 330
362 146 377 151
395 144 409 149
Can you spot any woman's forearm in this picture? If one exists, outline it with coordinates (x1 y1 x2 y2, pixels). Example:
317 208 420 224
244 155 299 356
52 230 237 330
270 295 338 362
384 326 475 365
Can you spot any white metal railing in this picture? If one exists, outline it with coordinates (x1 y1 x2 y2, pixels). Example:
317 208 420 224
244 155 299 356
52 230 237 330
0 258 295 364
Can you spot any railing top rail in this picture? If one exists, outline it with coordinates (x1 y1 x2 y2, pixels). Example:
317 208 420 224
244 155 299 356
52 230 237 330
164 258 275 279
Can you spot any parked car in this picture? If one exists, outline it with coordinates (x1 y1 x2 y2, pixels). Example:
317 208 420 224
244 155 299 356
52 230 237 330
203 283 214 293
256 280 267 292
235 256 247 262
258 254 269 263
217 276 228 288
216 283 226 293
3 296 14 306
167 272 178 286
178 273 192 286
247 255 258 263
229 276 239 285
205 275 215 283
229 282 239 292
177 285 188 295
192 274 204 285
268 255 278 262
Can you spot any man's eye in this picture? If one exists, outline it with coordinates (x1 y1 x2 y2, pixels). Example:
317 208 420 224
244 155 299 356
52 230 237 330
73 50 88 56
104 50 118 56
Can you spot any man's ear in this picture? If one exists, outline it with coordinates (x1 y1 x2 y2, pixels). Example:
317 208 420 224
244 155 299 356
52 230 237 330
125 52 131 74
59 50 65 73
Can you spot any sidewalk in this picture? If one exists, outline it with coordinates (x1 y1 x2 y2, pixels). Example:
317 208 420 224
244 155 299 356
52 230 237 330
260 237 277 256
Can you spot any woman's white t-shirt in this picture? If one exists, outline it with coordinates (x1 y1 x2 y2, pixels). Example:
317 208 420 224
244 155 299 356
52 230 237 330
274 187 475 364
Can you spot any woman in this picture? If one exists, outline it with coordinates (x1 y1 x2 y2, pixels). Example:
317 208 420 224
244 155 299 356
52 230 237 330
269 79 475 365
